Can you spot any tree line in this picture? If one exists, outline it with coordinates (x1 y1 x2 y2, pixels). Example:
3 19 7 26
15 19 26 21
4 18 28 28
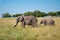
2 10 60 18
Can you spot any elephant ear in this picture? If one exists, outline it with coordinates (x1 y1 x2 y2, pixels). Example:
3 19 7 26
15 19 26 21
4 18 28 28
19 16 24 22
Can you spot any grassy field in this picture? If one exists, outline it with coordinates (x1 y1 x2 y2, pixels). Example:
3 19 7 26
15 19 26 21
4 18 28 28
0 17 60 40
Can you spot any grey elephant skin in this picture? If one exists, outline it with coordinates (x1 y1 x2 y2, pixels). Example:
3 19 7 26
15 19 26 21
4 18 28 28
40 18 55 26
13 16 38 27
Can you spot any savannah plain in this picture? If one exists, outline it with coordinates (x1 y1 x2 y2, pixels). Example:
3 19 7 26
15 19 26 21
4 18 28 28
0 17 60 40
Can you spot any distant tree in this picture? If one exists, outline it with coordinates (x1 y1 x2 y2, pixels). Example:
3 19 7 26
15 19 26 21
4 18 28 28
12 14 22 17
41 12 47 17
48 12 57 17
24 12 33 16
56 11 60 16
2 12 11 18
33 10 47 17
33 10 41 17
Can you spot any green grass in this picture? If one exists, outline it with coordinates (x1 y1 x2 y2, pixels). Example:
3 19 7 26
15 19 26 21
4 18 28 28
0 17 60 40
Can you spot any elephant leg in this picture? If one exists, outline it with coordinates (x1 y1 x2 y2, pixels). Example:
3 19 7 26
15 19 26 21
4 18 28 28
44 20 47 26
13 21 19 27
32 24 34 27
22 21 25 28
32 23 37 27
53 23 55 26
34 22 38 27
44 23 47 26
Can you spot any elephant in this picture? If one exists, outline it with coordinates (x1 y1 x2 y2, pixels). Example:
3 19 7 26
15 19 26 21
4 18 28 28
40 18 55 26
13 15 38 27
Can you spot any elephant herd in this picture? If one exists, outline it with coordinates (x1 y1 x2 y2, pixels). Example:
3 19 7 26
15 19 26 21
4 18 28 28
13 15 55 27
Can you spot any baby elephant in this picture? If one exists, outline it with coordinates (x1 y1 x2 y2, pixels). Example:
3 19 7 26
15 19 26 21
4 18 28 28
40 18 55 26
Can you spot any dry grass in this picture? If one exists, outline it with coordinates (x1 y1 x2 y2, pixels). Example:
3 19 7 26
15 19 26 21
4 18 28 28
0 17 60 40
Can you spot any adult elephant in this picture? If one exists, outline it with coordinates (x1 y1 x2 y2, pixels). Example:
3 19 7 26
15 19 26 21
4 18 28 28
13 15 38 27
40 18 55 26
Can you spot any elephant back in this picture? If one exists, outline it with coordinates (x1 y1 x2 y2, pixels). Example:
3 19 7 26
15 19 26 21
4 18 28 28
24 16 33 24
46 18 55 25
24 16 37 24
